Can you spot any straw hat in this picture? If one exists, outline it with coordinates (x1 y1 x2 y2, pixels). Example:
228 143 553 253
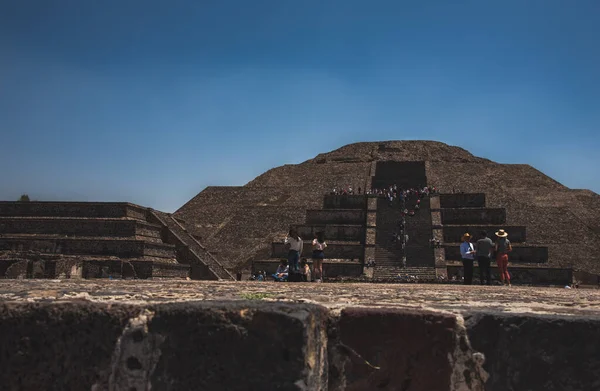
495 229 508 238
461 233 471 241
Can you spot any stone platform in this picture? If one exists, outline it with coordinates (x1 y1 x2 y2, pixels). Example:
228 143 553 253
1 280 600 390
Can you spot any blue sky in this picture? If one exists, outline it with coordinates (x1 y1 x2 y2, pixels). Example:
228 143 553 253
1 0 598 211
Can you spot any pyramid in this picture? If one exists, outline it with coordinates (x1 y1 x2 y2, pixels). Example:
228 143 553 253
175 141 600 283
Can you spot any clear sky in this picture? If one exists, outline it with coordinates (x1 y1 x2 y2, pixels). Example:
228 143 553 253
1 1 598 211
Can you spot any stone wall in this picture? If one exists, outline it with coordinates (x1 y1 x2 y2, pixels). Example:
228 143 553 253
439 193 486 208
271 242 363 260
305 209 366 225
323 194 366 209
443 226 527 243
294 224 364 242
0 237 176 259
441 208 506 225
447 265 571 285
444 246 548 263
0 218 161 239
0 202 146 220
252 260 363 277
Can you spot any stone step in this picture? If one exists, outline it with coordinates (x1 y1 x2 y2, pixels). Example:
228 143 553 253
439 193 486 208
0 217 162 239
0 235 176 259
322 195 367 209
373 266 437 279
441 208 506 225
252 258 363 278
305 209 365 225
0 201 148 220
293 224 364 242
443 244 549 263
271 242 363 260
442 225 526 243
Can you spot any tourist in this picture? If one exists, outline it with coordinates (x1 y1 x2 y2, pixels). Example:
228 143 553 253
285 228 303 275
475 231 494 285
495 229 512 286
272 259 289 282
312 231 327 282
460 233 475 285
299 259 311 282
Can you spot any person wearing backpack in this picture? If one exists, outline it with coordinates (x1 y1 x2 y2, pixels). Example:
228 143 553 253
495 229 512 286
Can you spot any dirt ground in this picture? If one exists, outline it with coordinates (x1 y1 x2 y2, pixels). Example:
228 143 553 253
1 279 599 318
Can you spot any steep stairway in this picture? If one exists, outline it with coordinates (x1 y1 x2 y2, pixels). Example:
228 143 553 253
373 198 405 278
148 210 235 280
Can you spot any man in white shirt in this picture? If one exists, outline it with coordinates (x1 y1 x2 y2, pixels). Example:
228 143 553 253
285 228 303 275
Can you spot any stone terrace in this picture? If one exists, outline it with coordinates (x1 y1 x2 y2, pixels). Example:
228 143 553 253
1 280 600 390
0 202 234 280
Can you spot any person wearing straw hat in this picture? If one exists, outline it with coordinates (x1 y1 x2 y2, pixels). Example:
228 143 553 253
460 233 476 285
495 229 512 286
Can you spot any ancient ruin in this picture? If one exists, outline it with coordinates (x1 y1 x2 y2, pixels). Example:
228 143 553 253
1 140 599 284
2 140 600 390
176 140 599 285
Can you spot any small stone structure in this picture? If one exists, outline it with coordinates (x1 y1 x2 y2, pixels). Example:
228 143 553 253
0 202 234 280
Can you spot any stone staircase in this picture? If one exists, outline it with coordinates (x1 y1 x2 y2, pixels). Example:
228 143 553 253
374 266 438 280
437 194 550 264
372 162 437 279
148 210 235 280
373 198 405 278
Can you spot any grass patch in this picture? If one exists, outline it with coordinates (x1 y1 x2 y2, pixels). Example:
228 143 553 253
240 292 273 300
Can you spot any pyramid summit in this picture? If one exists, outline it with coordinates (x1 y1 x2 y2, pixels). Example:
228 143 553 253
174 140 600 281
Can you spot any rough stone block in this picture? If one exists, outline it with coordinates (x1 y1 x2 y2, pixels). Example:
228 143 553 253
444 246 548 263
441 208 506 225
366 211 377 227
367 196 378 210
147 302 328 390
272 242 363 259
439 194 486 208
329 308 486 391
466 312 600 391
0 302 139 391
365 227 376 245
306 210 365 225
0 302 329 391
443 226 527 243
323 195 366 209
295 224 364 241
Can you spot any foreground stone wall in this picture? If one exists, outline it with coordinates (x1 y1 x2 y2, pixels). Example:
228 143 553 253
2 280 600 390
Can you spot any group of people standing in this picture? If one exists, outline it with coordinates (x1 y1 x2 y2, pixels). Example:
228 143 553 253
274 228 327 282
460 229 512 286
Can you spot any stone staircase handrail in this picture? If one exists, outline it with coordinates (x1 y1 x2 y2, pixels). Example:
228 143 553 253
166 214 235 280
147 209 234 280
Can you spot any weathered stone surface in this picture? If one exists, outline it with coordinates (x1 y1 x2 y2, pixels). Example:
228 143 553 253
439 194 486 209
147 302 328 391
0 300 329 391
466 312 600 391
0 302 139 391
441 208 506 225
330 308 486 391
2 281 600 390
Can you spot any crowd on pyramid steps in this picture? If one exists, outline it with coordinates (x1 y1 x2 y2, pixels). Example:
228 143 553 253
458 229 513 286
330 184 438 198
